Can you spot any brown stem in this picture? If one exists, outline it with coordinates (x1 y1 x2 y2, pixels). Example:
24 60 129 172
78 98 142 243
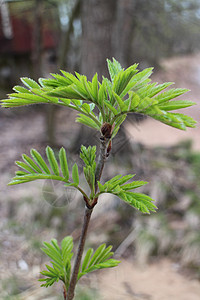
66 136 109 299
95 136 110 192
67 207 93 300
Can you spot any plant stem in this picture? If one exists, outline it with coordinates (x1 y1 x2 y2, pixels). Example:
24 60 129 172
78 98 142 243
67 206 93 300
95 136 109 192
66 136 108 300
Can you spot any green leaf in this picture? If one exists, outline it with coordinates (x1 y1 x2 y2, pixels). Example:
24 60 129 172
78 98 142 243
51 239 61 253
15 171 27 176
148 82 174 97
136 96 158 112
78 244 120 280
103 77 114 104
121 181 148 190
8 92 49 103
98 80 107 107
104 100 118 115
111 115 127 138
72 163 79 186
118 191 157 214
42 243 63 267
88 244 106 268
76 114 100 130
78 243 120 280
47 85 87 100
32 88 59 104
21 77 41 89
8 147 74 186
80 145 96 166
15 161 35 174
152 112 186 130
46 146 60 176
98 181 105 193
113 65 138 96
31 149 51 174
112 174 135 186
51 72 74 86
158 100 196 111
22 154 43 173
107 58 123 82
39 236 74 289
80 75 96 102
113 92 127 112
173 113 197 128
81 248 94 272
59 148 69 180
13 85 32 94
99 245 113 262
154 88 189 103
8 174 65 185
131 68 153 91
128 91 140 110
81 103 91 114
91 73 98 100
61 236 73 258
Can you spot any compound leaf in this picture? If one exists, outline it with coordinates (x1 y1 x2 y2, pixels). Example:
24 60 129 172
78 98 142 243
118 191 157 214
40 236 73 289
78 244 120 280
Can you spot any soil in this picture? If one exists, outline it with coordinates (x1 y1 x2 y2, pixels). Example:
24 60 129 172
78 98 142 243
99 258 200 300
0 53 200 299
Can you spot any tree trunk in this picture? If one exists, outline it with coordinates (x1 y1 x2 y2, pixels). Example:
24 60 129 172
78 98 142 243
114 0 135 67
80 0 117 79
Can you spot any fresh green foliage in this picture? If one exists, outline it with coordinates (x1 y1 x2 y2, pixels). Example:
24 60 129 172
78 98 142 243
80 146 96 196
8 146 82 190
10 145 156 213
39 236 120 290
2 58 196 299
78 244 120 280
39 236 73 289
97 174 156 214
1 59 196 133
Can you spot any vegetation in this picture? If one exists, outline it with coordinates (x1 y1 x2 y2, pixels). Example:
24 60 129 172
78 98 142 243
1 58 196 299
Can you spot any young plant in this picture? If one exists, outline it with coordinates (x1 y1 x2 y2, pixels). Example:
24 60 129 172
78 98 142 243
1 58 196 299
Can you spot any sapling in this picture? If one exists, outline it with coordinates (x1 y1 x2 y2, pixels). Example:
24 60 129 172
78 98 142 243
1 58 196 300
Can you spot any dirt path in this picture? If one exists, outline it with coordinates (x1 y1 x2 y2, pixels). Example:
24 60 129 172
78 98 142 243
99 259 200 300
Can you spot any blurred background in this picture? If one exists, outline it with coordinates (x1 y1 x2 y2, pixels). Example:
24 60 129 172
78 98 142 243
0 0 200 299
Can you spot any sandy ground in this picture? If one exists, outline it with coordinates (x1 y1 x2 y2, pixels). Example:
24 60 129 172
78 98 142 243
99 259 200 300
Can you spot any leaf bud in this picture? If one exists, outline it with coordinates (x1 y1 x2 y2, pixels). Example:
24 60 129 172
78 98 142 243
101 122 112 138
